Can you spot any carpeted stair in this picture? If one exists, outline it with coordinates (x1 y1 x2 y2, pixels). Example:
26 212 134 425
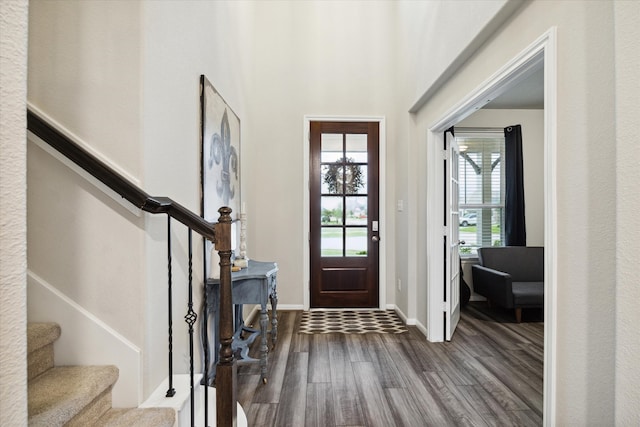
27 322 175 426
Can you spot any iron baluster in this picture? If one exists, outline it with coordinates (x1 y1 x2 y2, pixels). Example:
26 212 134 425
184 228 197 427
166 216 176 398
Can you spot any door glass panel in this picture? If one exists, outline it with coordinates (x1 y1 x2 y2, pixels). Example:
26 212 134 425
346 228 367 256
321 196 343 225
344 165 367 194
321 227 343 257
321 165 345 194
321 133 343 162
345 134 367 162
345 196 367 225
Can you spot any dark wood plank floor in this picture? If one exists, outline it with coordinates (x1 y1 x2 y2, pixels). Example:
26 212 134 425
237 302 543 427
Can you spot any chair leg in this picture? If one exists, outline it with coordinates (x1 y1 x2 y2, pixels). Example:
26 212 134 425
515 308 522 323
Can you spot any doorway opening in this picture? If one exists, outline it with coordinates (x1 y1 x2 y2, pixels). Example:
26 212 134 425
425 28 557 422
302 116 387 310
309 121 380 308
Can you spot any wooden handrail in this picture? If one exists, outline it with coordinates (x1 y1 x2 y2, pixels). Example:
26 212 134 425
26 109 216 241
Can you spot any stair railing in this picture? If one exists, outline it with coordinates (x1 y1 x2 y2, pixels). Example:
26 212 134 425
27 109 237 427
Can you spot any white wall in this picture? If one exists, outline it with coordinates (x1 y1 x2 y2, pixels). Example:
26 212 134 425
0 1 29 424
244 1 399 310
407 0 634 423
614 1 640 424
397 0 520 108
392 0 522 325
27 0 147 405
26 0 253 401
140 0 252 396
23 0 640 422
28 0 145 346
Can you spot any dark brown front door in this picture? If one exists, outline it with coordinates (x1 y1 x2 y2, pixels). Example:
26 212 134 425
310 121 380 308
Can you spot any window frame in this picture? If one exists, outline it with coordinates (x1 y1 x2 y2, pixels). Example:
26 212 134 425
456 129 506 257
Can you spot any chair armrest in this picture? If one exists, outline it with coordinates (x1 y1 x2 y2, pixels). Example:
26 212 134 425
471 265 515 308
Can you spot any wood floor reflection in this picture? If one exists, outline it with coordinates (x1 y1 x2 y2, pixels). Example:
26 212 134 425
236 303 543 427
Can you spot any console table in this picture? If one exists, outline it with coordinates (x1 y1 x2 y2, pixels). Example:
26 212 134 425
201 260 278 385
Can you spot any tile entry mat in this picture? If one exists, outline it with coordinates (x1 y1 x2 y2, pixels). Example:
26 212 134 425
298 310 408 334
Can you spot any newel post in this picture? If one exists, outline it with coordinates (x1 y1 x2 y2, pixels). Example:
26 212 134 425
214 207 237 427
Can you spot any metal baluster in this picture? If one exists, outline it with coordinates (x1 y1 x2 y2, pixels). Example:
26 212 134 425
184 228 197 427
166 216 176 398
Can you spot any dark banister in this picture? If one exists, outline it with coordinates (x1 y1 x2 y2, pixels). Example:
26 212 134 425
26 109 215 241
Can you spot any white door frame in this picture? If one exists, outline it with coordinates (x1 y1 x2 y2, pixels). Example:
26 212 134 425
302 115 387 311
425 28 557 424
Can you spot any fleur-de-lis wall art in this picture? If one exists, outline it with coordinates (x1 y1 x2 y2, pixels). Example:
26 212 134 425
209 109 238 206
200 75 241 277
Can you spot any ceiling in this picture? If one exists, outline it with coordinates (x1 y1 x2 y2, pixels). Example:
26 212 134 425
483 66 544 109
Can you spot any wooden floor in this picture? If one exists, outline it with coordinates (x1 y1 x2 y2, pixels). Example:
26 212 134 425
236 302 544 427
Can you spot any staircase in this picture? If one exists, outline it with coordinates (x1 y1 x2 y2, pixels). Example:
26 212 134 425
27 322 175 427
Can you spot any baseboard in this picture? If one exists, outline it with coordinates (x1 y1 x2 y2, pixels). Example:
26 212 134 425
276 303 305 310
387 304 428 338
243 303 304 327
27 271 141 407
388 304 418 326
414 319 428 337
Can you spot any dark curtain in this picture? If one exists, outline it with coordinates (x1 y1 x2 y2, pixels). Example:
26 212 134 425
504 125 526 246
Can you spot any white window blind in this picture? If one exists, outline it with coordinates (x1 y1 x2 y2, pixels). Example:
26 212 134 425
456 130 505 255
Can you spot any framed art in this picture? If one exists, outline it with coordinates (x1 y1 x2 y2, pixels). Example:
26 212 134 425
200 75 240 275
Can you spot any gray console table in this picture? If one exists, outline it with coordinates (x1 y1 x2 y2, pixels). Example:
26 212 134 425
201 260 278 385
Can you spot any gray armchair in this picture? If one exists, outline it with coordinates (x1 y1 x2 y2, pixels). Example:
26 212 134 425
472 246 544 322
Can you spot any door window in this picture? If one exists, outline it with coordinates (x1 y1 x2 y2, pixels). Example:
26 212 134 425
320 133 368 257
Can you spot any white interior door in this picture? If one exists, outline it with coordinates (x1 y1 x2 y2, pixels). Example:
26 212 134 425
445 129 461 340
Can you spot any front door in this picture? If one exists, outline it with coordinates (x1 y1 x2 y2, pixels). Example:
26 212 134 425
309 121 379 308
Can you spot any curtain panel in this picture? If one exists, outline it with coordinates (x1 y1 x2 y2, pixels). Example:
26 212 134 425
504 125 526 246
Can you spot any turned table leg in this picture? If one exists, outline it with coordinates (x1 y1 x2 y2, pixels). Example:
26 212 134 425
270 287 278 349
260 302 268 383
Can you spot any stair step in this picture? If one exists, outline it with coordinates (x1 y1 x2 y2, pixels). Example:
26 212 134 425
27 322 61 380
28 365 119 427
95 407 175 427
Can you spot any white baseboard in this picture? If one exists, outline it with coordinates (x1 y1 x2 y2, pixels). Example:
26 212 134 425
275 303 305 310
27 271 141 407
243 303 304 327
388 304 418 326
414 319 428 337
388 304 428 338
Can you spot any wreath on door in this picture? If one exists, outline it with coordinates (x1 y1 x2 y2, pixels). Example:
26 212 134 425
323 157 364 194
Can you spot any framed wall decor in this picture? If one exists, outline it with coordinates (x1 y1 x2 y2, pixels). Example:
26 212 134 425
200 75 240 275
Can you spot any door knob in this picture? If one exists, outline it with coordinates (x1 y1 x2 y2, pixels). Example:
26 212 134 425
372 236 380 242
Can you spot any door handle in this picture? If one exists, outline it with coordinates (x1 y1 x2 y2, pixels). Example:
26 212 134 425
372 236 380 242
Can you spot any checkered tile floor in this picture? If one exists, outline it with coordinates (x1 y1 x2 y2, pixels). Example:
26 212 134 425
298 310 408 334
